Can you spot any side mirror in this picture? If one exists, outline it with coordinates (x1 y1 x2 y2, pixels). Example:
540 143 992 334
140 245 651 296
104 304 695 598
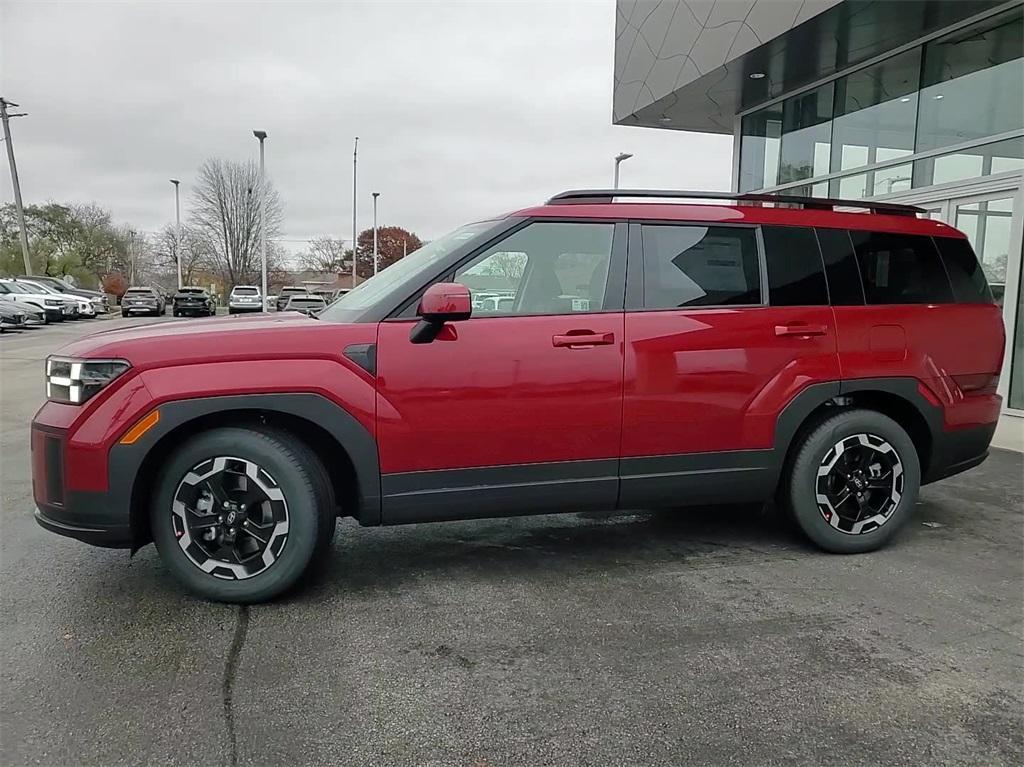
411 282 472 344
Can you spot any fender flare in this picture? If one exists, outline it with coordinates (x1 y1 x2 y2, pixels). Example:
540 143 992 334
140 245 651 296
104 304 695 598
109 393 382 544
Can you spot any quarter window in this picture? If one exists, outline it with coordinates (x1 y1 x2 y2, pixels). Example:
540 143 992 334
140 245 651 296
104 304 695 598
933 236 994 304
849 231 953 304
640 225 761 309
454 222 614 316
762 226 828 306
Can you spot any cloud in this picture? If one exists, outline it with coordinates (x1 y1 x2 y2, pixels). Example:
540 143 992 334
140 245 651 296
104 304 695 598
1 0 731 256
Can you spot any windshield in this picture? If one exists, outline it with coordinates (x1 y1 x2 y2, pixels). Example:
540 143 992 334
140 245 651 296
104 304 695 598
25 282 59 294
233 287 258 296
3 282 30 294
319 220 496 321
290 297 325 305
281 287 306 295
178 288 203 294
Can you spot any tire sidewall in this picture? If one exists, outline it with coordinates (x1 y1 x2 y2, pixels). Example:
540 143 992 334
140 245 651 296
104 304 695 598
788 410 921 553
151 428 322 603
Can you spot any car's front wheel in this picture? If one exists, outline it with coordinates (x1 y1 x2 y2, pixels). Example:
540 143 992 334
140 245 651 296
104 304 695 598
151 426 336 603
783 409 920 554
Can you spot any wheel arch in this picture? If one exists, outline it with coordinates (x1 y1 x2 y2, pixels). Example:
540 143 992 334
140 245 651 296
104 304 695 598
113 393 381 552
772 378 941 494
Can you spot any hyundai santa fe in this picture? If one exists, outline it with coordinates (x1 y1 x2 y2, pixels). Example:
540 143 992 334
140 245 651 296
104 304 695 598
30 189 1005 603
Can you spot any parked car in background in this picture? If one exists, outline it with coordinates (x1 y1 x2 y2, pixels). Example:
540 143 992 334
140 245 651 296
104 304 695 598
16 279 94 319
8 300 46 326
283 294 327 317
0 299 28 331
276 286 309 312
228 285 263 314
0 279 69 322
172 287 217 317
17 274 109 314
121 287 166 316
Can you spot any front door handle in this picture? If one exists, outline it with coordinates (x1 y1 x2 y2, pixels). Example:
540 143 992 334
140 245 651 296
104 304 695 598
552 331 615 348
775 323 828 337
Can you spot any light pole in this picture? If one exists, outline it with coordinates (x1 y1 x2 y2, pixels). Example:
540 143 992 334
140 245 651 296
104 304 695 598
352 137 359 288
1 97 33 275
253 130 268 311
372 192 380 275
170 179 182 289
613 152 633 189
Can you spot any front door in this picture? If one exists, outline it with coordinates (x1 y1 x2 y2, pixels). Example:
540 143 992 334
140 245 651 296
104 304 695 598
375 220 627 523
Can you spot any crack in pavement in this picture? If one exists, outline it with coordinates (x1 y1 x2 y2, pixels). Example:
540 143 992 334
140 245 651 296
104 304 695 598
223 605 250 767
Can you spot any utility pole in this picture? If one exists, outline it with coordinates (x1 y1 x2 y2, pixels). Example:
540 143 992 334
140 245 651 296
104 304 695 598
170 179 182 289
351 137 359 288
372 192 380 275
253 131 268 311
1 97 33 275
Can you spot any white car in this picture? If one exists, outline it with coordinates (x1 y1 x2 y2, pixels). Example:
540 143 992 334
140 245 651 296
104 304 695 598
228 285 264 314
0 279 73 323
16 278 95 318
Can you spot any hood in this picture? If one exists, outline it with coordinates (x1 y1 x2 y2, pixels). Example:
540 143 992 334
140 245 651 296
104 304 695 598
55 312 373 369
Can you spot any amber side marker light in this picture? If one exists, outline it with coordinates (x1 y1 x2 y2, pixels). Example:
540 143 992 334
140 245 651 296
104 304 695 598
119 410 160 445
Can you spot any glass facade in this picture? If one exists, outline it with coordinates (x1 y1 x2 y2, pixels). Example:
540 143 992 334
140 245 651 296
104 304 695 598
737 7 1024 196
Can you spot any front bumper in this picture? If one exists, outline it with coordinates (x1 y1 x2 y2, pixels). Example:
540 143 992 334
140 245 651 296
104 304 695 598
31 424 132 548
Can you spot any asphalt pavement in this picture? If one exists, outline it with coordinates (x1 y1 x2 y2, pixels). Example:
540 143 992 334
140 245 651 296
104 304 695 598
1 315 1022 766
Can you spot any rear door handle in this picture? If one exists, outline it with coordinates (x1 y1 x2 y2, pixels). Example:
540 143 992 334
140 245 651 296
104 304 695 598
775 323 827 337
552 331 615 348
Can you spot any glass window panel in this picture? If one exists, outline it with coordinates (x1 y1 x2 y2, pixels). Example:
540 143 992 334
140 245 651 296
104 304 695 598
917 10 1024 152
873 163 913 194
455 222 614 316
762 226 829 306
779 84 833 184
640 225 761 309
832 173 871 199
849 231 954 304
1010 234 1024 410
955 196 1016 304
831 48 921 173
739 106 782 192
913 136 1024 187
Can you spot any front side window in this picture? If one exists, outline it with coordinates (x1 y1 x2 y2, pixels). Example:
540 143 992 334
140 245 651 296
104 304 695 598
849 231 953 305
640 225 761 309
454 222 614 316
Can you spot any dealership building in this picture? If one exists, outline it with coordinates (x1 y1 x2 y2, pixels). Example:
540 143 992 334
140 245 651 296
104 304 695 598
614 0 1024 445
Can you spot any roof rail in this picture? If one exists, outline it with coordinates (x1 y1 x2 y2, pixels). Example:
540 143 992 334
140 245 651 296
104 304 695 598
546 189 925 216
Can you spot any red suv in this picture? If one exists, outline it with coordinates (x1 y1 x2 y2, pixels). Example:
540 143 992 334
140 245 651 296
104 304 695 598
31 190 1005 603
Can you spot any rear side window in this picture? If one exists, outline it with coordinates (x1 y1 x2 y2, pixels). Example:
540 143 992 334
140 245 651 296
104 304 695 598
933 236 994 304
762 226 828 306
815 228 864 305
848 231 953 304
641 225 761 309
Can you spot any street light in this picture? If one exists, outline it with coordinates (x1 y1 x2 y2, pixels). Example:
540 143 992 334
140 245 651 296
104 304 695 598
352 137 359 288
613 152 633 189
372 192 380 276
169 179 182 290
253 130 268 311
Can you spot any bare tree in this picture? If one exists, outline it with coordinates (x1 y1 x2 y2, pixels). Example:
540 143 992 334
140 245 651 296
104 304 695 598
153 224 214 286
189 158 283 287
299 235 348 273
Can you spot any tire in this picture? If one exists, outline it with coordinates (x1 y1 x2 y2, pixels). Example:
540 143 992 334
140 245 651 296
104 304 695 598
783 409 920 554
121 310 128 317
172 309 179 317
151 426 336 603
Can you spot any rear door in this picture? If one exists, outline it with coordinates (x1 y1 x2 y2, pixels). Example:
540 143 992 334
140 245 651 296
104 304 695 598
375 220 627 523
619 221 841 506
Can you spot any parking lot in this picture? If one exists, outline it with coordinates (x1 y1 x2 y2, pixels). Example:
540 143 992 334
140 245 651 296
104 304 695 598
1 316 1022 766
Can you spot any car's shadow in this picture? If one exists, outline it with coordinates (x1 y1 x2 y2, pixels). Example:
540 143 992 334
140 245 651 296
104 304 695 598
287 502 824 603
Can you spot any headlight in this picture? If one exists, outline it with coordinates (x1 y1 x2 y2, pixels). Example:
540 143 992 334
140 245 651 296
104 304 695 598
44 299 61 307
46 357 130 405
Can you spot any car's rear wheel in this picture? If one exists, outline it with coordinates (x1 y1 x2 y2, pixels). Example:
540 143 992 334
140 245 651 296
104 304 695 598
783 409 920 554
151 426 336 603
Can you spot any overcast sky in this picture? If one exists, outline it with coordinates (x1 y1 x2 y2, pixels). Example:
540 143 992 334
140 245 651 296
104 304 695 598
1 0 732 256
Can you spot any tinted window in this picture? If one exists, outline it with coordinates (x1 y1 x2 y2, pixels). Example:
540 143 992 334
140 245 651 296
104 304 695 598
641 225 760 309
849 231 953 304
762 226 828 306
233 287 258 295
934 236 994 304
125 288 153 295
455 222 614 316
815 228 864 305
